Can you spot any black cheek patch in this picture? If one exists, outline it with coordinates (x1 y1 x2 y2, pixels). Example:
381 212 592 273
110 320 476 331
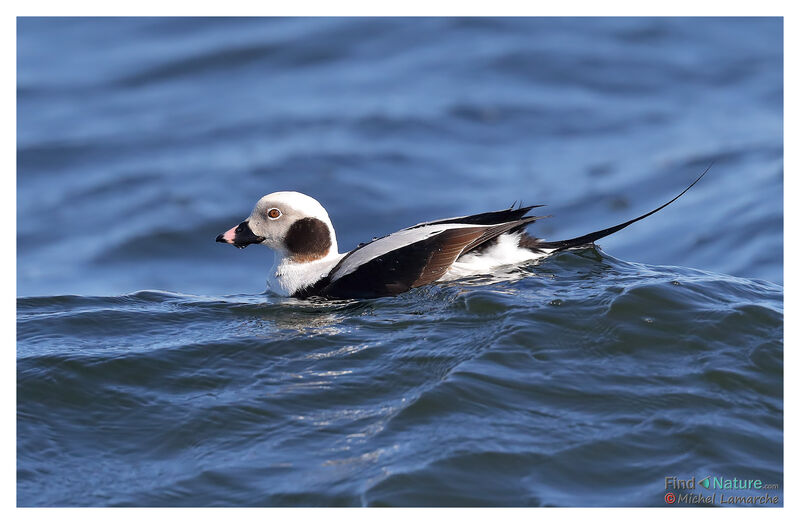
284 217 332 261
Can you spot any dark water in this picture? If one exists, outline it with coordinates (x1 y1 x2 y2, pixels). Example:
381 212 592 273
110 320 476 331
17 17 783 506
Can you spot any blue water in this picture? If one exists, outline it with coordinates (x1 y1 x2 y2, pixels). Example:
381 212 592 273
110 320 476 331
17 17 783 506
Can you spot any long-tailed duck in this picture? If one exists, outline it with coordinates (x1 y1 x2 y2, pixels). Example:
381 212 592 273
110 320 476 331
217 168 708 299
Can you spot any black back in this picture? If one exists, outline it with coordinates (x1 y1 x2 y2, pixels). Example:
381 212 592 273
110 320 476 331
406 204 544 229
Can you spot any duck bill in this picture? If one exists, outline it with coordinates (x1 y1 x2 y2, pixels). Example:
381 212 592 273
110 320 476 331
215 220 265 249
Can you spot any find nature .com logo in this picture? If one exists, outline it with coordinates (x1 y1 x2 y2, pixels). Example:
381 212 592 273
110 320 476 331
663 476 780 506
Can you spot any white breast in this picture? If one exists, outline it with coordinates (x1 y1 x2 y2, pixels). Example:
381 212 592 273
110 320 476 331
267 252 345 296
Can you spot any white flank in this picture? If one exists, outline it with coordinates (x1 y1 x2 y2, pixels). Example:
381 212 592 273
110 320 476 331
439 232 552 281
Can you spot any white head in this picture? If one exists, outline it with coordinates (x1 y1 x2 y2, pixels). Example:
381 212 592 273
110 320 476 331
216 191 339 262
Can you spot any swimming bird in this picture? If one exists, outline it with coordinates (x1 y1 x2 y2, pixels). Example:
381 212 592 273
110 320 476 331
216 169 708 299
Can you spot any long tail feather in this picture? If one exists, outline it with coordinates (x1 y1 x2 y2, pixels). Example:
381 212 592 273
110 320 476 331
538 164 712 252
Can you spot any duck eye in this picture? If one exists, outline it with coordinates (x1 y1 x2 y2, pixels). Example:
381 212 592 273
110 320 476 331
267 208 281 220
